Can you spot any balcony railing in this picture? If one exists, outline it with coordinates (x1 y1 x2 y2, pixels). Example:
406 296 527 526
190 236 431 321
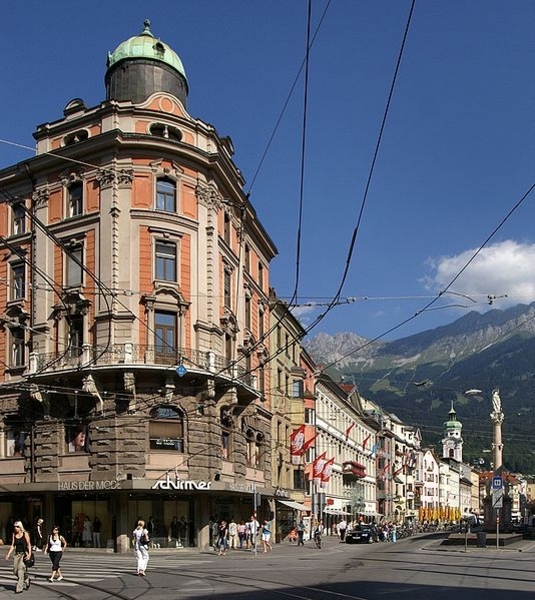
29 343 257 389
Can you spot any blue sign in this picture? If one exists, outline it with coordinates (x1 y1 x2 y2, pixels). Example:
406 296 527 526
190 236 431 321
492 476 503 490
176 365 188 377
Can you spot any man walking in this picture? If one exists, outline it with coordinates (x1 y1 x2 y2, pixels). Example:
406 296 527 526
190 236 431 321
338 518 347 542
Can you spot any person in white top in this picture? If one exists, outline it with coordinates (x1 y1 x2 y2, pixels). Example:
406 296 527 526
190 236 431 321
45 525 67 582
228 519 238 549
132 520 150 576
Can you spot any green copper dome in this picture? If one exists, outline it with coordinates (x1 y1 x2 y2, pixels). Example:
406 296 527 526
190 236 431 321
107 20 187 83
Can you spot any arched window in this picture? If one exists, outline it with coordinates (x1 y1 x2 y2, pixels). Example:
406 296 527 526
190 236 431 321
156 178 177 212
149 406 184 451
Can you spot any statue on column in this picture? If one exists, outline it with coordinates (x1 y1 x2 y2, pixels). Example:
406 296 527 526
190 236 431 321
490 388 504 423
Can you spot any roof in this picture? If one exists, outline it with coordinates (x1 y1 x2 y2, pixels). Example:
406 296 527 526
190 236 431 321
107 20 187 83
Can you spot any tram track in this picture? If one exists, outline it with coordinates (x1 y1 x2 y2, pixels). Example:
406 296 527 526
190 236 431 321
17 560 372 600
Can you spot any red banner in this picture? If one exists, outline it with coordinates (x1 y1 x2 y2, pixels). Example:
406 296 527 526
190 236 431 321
290 425 306 465
320 457 335 489
312 452 327 484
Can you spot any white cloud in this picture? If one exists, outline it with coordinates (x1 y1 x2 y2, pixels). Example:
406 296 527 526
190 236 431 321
289 304 319 323
423 240 535 307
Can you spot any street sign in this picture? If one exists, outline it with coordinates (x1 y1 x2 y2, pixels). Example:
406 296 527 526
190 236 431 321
492 476 503 491
492 488 504 509
176 364 188 377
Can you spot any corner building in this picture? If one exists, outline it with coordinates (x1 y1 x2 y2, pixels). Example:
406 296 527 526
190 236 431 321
0 21 277 552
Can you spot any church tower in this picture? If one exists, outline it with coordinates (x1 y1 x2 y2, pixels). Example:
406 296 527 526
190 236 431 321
442 402 463 462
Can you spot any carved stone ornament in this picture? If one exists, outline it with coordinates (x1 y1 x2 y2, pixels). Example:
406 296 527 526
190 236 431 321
32 188 50 207
95 168 115 187
60 170 83 187
195 182 221 207
117 169 134 186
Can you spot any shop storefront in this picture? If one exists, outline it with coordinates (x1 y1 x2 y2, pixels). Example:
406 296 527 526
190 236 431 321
0 476 277 552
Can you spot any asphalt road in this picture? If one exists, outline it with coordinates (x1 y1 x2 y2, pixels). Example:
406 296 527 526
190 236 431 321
1 534 535 599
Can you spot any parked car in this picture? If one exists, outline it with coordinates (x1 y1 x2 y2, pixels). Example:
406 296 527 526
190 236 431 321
346 524 379 544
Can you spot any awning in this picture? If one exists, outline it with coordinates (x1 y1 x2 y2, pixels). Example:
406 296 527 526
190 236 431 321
323 508 351 515
277 500 309 512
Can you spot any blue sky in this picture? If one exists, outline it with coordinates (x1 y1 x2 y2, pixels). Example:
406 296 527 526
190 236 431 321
1 1 534 341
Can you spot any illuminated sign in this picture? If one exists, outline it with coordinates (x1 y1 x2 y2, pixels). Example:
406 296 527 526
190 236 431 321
151 475 212 490
58 480 122 491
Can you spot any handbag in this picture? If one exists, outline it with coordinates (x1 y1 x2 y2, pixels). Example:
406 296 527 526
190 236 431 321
23 554 35 568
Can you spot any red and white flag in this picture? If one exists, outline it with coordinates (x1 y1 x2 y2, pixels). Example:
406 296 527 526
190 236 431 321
302 433 317 455
312 452 327 485
290 425 306 465
320 457 335 489
362 433 372 451
344 423 355 442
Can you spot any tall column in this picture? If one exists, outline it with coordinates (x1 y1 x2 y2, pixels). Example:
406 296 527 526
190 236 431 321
490 389 504 469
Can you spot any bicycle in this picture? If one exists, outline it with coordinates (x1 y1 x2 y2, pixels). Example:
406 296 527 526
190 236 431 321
313 531 323 549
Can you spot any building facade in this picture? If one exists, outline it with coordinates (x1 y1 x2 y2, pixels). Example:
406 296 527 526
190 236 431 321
0 22 278 551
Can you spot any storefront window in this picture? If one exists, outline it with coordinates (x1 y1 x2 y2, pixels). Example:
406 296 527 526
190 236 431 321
66 424 89 453
6 429 25 457
149 407 184 451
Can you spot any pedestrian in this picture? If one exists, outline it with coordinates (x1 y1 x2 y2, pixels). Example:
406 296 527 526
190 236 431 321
132 519 149 576
168 516 179 548
33 517 44 551
5 520 32 593
82 516 92 547
217 520 228 556
228 518 238 549
261 519 272 553
337 518 347 542
210 518 219 551
45 524 67 582
237 520 246 549
92 517 102 548
248 515 260 552
296 518 306 546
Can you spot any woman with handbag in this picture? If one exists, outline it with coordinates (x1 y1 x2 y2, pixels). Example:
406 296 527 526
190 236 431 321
45 525 67 582
132 519 149 576
5 520 32 593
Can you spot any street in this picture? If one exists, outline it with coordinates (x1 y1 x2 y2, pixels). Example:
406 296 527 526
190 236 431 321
1 534 535 599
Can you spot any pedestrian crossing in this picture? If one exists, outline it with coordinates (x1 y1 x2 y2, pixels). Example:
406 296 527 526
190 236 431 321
0 553 217 589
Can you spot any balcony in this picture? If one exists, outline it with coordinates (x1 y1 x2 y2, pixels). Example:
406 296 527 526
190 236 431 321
29 343 258 390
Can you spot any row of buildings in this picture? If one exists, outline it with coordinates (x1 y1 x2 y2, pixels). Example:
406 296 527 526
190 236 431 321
0 22 527 551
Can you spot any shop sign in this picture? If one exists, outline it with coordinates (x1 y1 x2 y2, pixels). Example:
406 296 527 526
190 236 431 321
227 482 255 494
151 475 212 491
58 480 122 491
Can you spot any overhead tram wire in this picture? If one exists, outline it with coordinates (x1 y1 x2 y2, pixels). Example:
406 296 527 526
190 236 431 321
301 0 417 334
205 0 418 389
246 0 334 197
318 180 535 375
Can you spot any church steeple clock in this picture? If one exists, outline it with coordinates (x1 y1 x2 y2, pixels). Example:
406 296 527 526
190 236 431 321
442 402 463 462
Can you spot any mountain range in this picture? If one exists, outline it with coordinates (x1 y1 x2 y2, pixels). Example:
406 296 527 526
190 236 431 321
304 302 535 475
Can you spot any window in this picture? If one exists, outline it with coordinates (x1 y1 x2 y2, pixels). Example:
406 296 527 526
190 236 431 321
258 309 264 339
258 262 264 290
223 213 231 245
225 333 232 361
244 244 250 271
11 263 25 301
155 311 177 360
67 315 84 358
292 380 303 398
277 368 282 391
156 178 176 212
223 268 232 308
245 295 251 330
155 241 177 282
12 204 25 235
11 327 25 367
293 469 305 490
65 245 83 287
221 429 231 459
6 428 25 457
304 407 315 425
149 407 184 451
66 424 89 453
68 182 83 217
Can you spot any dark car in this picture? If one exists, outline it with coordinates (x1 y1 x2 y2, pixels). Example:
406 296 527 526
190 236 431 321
346 524 378 544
